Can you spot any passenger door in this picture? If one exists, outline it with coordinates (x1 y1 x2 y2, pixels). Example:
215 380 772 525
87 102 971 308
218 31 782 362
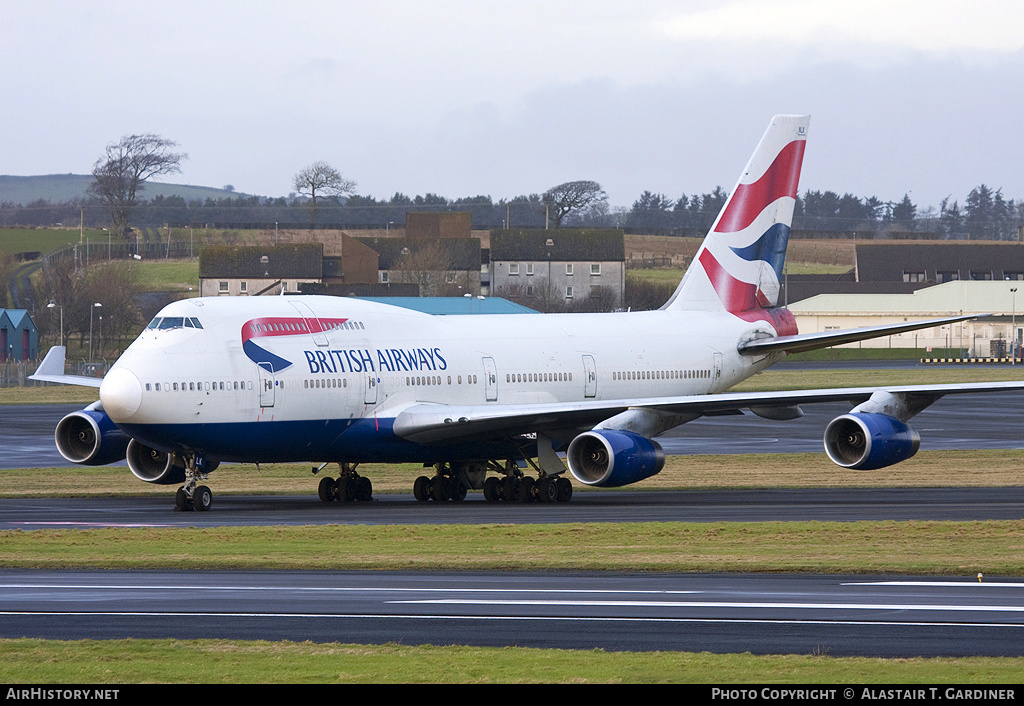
582 354 597 398
257 364 275 408
482 357 498 401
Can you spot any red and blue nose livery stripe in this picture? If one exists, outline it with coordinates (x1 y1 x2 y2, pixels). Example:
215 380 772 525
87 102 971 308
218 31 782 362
241 316 349 372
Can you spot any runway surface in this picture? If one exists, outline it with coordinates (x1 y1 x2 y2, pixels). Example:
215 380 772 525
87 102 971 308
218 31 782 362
2 487 1023 529
2 569 1022 656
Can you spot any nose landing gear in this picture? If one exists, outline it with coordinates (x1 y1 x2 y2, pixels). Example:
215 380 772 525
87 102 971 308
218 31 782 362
174 454 215 511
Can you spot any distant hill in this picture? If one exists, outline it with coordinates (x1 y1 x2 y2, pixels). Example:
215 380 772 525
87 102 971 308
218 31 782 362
0 174 253 205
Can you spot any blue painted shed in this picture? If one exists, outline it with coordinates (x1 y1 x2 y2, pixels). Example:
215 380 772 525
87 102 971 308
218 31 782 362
0 309 39 361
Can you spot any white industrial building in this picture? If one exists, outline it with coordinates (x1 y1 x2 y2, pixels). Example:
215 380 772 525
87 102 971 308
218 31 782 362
788 280 1024 357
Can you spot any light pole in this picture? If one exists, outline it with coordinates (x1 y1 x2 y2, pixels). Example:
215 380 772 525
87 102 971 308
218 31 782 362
1012 287 1017 365
89 302 102 363
47 302 63 346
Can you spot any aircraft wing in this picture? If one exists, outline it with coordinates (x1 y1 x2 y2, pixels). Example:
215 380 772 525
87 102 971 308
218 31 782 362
738 314 984 356
391 379 1024 444
28 346 103 388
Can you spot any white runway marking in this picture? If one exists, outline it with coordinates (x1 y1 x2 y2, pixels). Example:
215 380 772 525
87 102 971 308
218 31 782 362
391 598 1024 613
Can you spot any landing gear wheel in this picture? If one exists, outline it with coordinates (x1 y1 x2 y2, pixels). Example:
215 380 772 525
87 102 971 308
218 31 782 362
414 475 431 502
334 476 351 502
193 485 213 511
556 476 573 502
355 476 373 502
430 475 451 502
501 476 518 502
483 476 500 502
318 476 336 502
517 476 536 503
538 476 559 503
175 487 190 511
451 479 467 501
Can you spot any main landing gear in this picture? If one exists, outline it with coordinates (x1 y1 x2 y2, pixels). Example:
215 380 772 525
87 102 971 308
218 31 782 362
316 462 373 503
413 460 573 503
174 454 214 511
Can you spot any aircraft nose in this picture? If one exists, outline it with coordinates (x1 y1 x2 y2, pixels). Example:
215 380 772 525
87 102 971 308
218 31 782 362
99 367 143 421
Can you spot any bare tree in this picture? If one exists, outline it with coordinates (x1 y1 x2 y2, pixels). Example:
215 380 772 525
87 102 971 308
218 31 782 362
292 161 357 224
89 134 187 235
393 240 467 297
542 180 606 228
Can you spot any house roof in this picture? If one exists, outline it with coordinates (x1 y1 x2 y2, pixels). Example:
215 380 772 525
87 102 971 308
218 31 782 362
855 242 1024 282
356 237 481 270
489 229 625 261
199 244 324 279
1 309 34 329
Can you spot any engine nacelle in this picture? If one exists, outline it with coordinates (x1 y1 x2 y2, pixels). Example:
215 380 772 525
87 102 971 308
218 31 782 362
824 412 920 470
567 430 665 487
54 407 129 466
126 438 186 485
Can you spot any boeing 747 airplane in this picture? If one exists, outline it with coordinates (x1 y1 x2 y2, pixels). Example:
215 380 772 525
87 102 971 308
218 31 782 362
32 115 1023 510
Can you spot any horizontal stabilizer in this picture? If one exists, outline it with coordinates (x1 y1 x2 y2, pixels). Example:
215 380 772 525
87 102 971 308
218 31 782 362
28 346 104 388
738 314 986 356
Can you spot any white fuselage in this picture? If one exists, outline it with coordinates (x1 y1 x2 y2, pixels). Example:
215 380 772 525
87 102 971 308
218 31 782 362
98 295 779 463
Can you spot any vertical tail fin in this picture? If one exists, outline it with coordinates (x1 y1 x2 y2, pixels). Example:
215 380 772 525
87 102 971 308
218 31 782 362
662 114 809 314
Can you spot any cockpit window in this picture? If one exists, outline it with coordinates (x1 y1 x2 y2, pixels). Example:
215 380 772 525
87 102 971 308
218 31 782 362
148 316 203 331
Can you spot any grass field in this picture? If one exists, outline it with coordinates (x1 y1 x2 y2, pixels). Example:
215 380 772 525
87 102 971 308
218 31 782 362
2 639 1020 684
0 227 102 255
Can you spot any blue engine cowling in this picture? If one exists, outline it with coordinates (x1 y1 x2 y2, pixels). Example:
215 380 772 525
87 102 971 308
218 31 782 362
566 430 665 487
824 412 921 470
126 438 187 485
54 407 130 466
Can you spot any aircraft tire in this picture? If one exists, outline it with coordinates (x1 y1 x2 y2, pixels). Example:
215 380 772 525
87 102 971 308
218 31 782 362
556 477 573 503
483 477 500 501
413 475 431 501
451 480 467 501
175 487 190 511
318 476 335 502
193 485 213 511
356 476 372 501
538 477 558 503
517 476 535 503
430 475 451 501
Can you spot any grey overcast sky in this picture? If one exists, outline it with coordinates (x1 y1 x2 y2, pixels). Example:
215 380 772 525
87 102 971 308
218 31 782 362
3 0 1022 212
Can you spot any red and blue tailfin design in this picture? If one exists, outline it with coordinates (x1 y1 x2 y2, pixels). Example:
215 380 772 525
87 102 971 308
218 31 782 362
663 115 808 333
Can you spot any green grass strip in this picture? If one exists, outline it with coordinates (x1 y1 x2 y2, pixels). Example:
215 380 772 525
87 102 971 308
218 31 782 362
1 639 1023 684
3 520 1023 574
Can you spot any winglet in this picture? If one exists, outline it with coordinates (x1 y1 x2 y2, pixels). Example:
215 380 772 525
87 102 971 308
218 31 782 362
29 346 104 388
33 345 67 377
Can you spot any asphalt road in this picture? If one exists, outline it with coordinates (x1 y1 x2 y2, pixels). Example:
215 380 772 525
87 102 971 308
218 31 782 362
2 569 1021 656
2 487 1023 530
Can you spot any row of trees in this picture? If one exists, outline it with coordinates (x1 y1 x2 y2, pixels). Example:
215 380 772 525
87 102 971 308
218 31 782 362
10 183 1022 240
3 132 1022 240
625 187 1023 239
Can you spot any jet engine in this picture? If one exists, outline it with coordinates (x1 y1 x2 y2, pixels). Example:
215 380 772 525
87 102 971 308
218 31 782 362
54 405 130 466
566 430 665 487
823 412 920 470
126 439 186 485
